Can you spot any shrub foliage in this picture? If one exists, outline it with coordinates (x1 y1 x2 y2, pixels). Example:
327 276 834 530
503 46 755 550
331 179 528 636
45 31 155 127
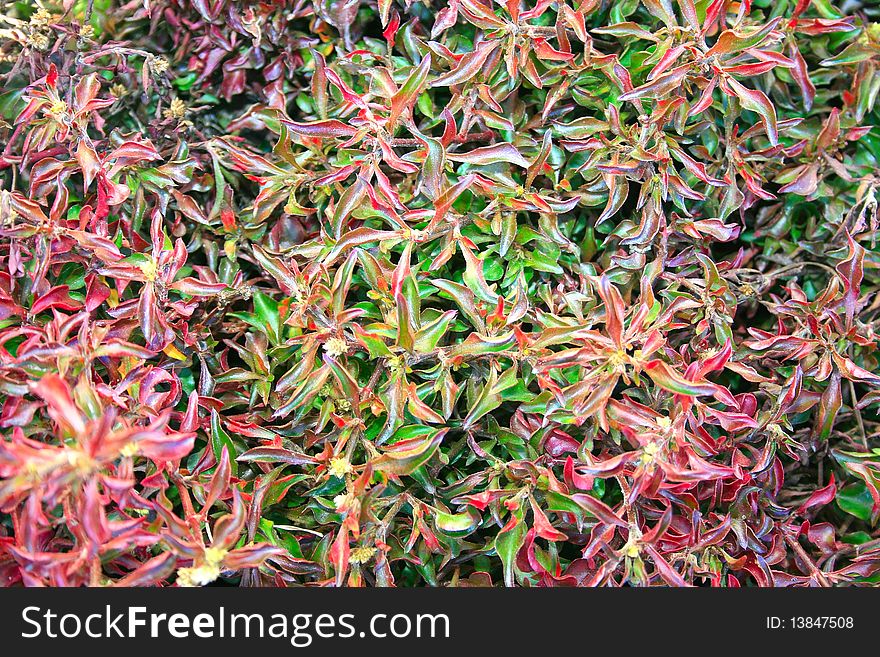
0 0 879 587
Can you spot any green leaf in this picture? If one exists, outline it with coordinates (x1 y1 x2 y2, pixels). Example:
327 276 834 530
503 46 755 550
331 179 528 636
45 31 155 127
494 504 526 587
644 360 717 396
395 291 416 352
460 243 500 303
253 291 282 344
837 483 874 522
434 508 481 537
414 310 456 353
211 410 238 477
388 54 432 128
372 429 446 475
462 366 519 429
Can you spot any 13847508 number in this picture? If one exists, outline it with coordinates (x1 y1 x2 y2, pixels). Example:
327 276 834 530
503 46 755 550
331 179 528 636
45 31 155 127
789 617 854 629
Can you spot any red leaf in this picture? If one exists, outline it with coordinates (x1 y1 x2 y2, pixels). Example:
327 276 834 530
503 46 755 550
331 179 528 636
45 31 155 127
46 63 58 89
30 286 82 315
529 496 568 541
836 232 865 329
431 40 499 87
29 374 86 436
569 493 626 527
798 474 837 514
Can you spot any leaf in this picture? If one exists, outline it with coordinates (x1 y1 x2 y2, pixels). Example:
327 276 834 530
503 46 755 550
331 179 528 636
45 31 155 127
113 553 178 587
434 508 481 537
431 40 499 87
837 483 874 522
168 277 227 297
395 291 416 352
446 331 516 358
725 77 779 146
352 325 394 358
618 64 691 102
641 0 677 27
238 447 319 466
529 496 568 541
76 140 101 189
832 451 880 516
447 142 531 168
569 493 626 527
816 372 842 440
325 227 404 266
644 360 717 396
253 291 282 343
279 117 358 138
592 22 660 41
413 129 447 199
414 309 456 352
432 279 486 332
388 55 431 128
372 429 446 475
494 504 526 587
836 232 865 329
136 430 196 463
30 374 86 436
597 275 625 348
460 242 500 302
211 409 239 476
252 245 300 296
31 286 82 315
797 474 836 513
331 176 368 238
706 18 782 57
462 366 519 429
789 42 816 111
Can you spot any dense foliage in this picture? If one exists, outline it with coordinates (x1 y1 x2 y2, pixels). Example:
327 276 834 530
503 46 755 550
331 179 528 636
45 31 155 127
0 0 879 587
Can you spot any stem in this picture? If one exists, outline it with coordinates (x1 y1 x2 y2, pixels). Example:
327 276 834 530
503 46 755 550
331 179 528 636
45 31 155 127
848 375 868 449
784 533 831 587
759 261 842 292
391 130 497 147
615 475 637 526
89 555 102 587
